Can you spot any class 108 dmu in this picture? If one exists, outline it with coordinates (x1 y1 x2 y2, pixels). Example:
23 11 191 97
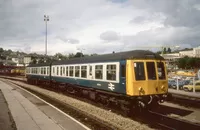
25 50 168 111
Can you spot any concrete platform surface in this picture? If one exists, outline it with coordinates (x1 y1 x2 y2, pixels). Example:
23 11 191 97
0 80 90 130
168 89 200 100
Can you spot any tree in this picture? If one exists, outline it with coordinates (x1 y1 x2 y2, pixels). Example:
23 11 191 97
167 48 171 53
163 47 167 54
74 52 84 58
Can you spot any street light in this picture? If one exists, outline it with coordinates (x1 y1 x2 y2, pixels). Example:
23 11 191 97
44 15 49 56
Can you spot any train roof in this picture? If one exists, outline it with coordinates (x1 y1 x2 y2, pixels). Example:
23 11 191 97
52 50 164 65
27 50 164 67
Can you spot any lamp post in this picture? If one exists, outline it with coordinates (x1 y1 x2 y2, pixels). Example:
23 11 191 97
44 15 49 56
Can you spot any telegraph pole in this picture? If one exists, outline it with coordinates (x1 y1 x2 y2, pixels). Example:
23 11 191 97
44 15 49 56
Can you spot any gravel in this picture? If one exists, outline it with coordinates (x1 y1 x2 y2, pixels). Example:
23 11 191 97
7 79 153 130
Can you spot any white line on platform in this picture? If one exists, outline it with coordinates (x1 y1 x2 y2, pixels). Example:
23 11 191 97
9 81 91 130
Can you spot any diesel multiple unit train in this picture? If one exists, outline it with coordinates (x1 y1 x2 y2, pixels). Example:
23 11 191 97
25 50 168 111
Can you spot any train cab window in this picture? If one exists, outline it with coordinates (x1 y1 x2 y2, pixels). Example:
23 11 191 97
95 65 103 79
121 65 126 77
60 67 63 76
75 66 80 77
57 67 59 75
81 66 87 78
134 62 145 80
69 66 74 77
106 65 116 81
157 62 166 80
66 66 68 76
146 62 156 80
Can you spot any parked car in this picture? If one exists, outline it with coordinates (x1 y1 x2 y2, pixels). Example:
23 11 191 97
183 81 200 92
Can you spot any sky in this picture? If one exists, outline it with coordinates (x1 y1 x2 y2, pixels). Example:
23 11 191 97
1 0 200 55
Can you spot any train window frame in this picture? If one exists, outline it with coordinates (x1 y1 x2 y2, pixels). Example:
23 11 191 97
95 65 103 80
157 62 166 80
134 62 146 81
81 66 87 78
75 66 80 77
146 62 157 80
69 66 74 77
106 64 116 81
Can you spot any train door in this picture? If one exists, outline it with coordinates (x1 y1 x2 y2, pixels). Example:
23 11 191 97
88 64 94 79
120 61 126 87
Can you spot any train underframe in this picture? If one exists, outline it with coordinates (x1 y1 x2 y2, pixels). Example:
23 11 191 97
27 78 167 114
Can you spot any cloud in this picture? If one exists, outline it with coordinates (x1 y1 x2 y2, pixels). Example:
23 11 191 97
1 0 200 55
100 31 120 41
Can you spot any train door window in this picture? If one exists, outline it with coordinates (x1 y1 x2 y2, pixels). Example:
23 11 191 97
60 67 63 76
75 66 80 77
157 62 166 80
81 66 87 78
106 64 116 81
57 67 59 75
63 66 65 76
89 65 92 75
95 65 103 79
134 62 145 80
66 66 68 76
69 66 74 77
146 62 156 80
121 65 126 77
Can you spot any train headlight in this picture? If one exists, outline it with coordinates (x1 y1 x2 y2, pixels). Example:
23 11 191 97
161 85 166 92
138 87 145 94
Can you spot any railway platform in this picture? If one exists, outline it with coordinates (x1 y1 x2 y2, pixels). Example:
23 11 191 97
168 89 200 101
0 80 90 130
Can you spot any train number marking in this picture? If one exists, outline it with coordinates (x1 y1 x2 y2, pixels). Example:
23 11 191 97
108 83 115 91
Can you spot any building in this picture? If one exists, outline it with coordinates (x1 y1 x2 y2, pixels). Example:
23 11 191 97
11 56 32 66
193 46 200 57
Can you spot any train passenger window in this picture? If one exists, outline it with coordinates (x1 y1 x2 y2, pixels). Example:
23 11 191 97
60 67 63 76
69 66 74 77
134 62 145 80
47 67 49 75
66 66 68 76
106 65 116 81
63 67 65 76
75 66 80 77
146 62 156 80
81 66 87 78
44 67 46 74
157 62 166 80
53 67 55 74
41 68 43 74
121 65 126 77
57 67 59 75
95 65 103 79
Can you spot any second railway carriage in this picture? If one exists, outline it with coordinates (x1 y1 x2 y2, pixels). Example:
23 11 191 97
26 50 168 109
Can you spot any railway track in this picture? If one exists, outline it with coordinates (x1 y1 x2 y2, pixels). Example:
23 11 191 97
1 75 200 130
147 110 200 130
